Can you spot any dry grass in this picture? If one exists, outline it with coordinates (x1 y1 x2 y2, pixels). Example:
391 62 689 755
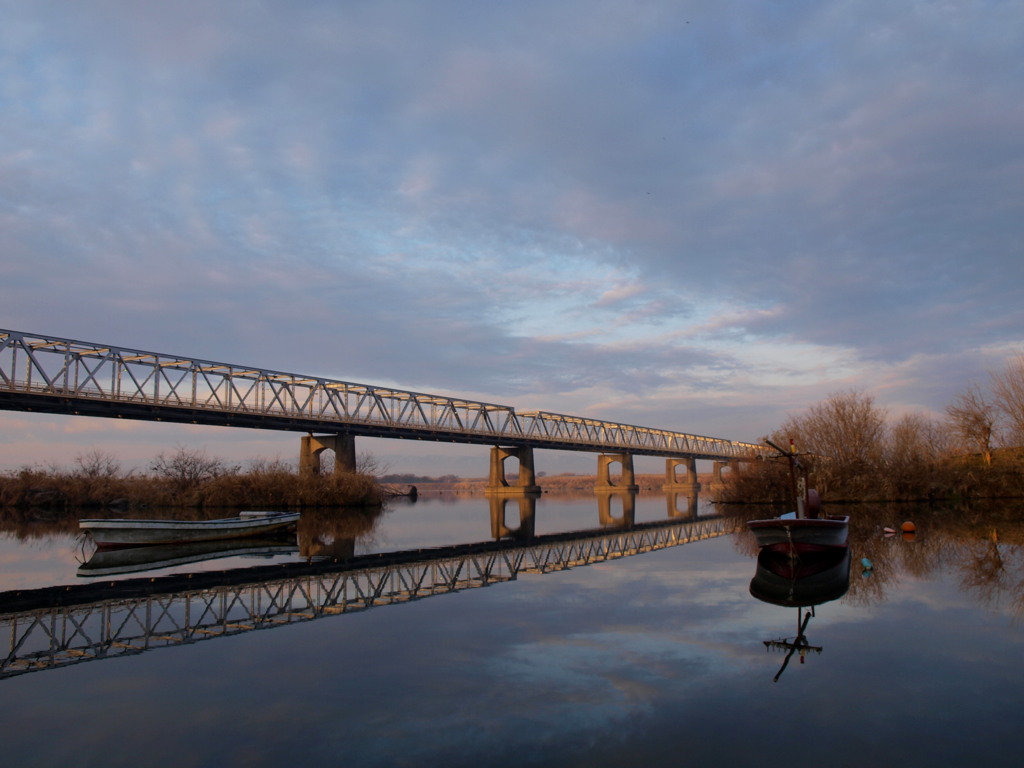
0 464 383 512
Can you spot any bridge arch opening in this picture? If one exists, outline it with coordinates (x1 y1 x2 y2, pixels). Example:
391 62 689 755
300 434 356 476
485 446 541 496
595 453 638 492
662 457 702 493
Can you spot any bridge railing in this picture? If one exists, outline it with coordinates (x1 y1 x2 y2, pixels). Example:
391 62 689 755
0 329 761 459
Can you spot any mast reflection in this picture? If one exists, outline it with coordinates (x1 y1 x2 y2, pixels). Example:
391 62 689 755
750 548 851 682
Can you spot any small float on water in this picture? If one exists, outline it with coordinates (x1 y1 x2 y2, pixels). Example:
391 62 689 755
746 439 849 556
79 510 300 549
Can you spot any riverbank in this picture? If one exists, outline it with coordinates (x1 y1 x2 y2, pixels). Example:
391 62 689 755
0 465 384 511
711 449 1024 505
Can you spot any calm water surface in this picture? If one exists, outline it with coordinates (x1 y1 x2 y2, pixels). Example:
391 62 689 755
1 493 1023 767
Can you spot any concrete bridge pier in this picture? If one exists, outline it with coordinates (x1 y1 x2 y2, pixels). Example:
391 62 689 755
711 459 741 484
489 495 538 540
595 453 639 492
485 446 542 495
300 434 357 476
662 457 701 493
597 490 636 528
666 489 701 519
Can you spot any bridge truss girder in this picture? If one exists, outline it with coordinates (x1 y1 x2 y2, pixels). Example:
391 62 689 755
0 329 761 461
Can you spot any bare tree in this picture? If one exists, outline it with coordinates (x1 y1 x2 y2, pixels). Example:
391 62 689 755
150 445 236 486
945 383 997 463
776 390 887 467
767 391 889 499
990 353 1024 446
885 412 950 495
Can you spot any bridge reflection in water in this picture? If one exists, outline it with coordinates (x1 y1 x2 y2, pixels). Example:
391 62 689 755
489 489 702 539
0 504 735 680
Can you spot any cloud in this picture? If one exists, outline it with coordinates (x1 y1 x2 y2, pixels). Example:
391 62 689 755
1 0 1022 470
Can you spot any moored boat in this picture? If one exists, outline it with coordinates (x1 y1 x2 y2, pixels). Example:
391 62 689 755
79 510 300 549
747 512 850 555
745 439 849 555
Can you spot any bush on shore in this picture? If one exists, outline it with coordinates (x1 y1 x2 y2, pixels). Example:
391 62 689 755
0 451 383 512
714 390 1024 505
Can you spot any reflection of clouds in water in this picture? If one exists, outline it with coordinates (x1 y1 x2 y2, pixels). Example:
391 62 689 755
486 624 757 730
8 502 1024 767
0 533 83 589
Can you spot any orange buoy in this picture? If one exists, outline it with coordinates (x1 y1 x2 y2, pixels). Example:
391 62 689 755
901 521 916 533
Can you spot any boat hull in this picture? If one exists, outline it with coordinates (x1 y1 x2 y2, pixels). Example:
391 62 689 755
746 515 849 555
80 512 300 549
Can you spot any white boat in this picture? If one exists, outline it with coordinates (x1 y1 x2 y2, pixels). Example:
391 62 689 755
79 510 300 549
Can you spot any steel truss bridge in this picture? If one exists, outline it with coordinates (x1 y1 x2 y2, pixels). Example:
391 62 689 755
0 329 760 460
0 514 737 679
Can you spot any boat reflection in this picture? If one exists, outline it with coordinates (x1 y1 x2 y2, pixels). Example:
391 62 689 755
77 536 300 577
750 548 851 682
750 547 852 608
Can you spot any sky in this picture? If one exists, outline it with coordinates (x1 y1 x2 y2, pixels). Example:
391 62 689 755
1 0 1022 477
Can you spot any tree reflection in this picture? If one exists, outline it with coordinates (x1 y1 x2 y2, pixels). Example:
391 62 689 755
728 500 1024 619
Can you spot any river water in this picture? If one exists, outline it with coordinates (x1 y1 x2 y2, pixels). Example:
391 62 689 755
1 493 1023 767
